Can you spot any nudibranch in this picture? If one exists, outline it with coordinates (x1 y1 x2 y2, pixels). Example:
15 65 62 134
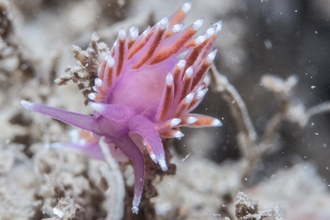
21 2 222 214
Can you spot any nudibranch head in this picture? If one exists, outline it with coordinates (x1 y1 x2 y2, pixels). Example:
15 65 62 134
21 2 222 214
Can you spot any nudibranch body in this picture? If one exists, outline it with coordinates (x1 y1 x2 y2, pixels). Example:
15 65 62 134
21 2 222 214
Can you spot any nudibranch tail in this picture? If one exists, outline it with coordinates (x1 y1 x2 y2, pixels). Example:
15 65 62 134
52 130 129 162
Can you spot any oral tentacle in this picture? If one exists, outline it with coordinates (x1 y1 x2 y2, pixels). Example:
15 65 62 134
129 115 168 171
20 100 99 133
115 135 145 214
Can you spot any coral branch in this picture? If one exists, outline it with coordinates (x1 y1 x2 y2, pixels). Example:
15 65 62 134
210 64 257 158
56 33 110 104
210 65 330 185
257 75 298 155
300 101 330 127
235 192 283 220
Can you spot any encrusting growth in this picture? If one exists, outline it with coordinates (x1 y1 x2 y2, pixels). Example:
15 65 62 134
21 2 222 214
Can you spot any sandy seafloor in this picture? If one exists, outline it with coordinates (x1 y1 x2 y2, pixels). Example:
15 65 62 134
1 0 330 219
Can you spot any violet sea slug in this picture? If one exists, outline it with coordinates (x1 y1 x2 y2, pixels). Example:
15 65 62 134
21 2 222 214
